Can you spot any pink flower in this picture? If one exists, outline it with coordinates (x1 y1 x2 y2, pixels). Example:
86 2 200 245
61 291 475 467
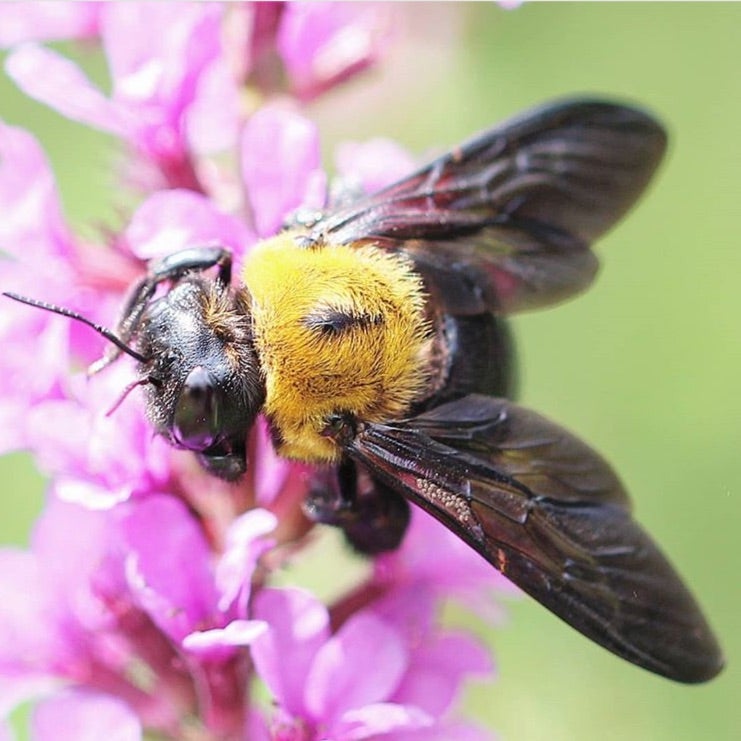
277 3 392 100
23 367 172 508
241 103 327 238
335 138 418 195
0 121 119 453
0 4 502 739
31 690 142 741
124 188 254 262
2 3 397 190
251 588 491 740
373 508 518 624
5 3 235 190
0 125 253 474
0 495 275 739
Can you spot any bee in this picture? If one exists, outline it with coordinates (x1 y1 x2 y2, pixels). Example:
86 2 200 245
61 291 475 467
6 98 724 683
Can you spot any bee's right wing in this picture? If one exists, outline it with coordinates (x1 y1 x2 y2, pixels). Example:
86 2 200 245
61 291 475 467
312 98 667 315
336 395 723 683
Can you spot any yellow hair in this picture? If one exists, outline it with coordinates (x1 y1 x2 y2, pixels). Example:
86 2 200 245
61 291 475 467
243 233 430 461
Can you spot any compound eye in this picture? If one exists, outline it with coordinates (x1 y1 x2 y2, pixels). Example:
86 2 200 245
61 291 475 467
173 366 220 450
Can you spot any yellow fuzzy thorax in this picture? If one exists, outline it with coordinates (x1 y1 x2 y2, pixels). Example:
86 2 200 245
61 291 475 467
242 233 430 462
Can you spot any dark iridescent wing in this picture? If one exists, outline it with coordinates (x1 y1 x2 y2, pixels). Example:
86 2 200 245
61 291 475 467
311 98 667 314
336 395 723 683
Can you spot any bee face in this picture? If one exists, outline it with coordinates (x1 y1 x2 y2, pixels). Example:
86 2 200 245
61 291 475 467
136 273 265 481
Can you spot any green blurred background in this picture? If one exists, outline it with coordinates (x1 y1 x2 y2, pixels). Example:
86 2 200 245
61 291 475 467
0 3 738 740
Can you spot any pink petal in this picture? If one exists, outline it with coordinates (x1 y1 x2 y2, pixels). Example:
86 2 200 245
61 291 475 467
393 632 494 718
335 138 416 195
0 298 74 454
0 675 57 719
53 479 132 510
242 3 284 77
101 3 222 105
241 104 326 238
0 121 72 259
122 496 219 643
24 398 99 482
32 689 141 741
31 497 112 590
0 550 60 671
244 707 272 741
96 3 229 175
23 366 171 504
0 403 30 455
4 44 130 135
251 588 330 716
305 612 407 724
31 495 127 631
184 57 240 154
183 619 267 655
251 420 291 506
370 582 438 643
125 189 252 261
0 3 101 46
277 3 392 100
376 509 516 622
337 702 432 740
216 508 277 614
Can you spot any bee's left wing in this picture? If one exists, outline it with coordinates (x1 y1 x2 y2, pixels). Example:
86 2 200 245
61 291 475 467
310 99 666 315
336 395 723 683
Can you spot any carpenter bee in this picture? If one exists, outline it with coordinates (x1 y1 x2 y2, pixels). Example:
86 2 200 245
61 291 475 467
5 98 724 683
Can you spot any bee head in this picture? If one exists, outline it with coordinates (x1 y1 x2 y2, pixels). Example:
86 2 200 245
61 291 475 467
4 247 265 481
136 275 265 481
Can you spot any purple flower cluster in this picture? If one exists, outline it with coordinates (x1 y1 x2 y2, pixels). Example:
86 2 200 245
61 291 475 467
0 3 511 739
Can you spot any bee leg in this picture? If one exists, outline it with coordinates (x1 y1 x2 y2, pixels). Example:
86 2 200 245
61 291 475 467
149 244 233 286
91 245 235 372
283 178 365 231
305 458 410 555
126 246 233 325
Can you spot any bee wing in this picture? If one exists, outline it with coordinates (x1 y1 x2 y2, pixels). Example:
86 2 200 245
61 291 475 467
340 395 723 683
314 99 667 314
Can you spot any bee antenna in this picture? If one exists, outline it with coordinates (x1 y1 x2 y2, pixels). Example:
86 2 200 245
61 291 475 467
2 291 150 365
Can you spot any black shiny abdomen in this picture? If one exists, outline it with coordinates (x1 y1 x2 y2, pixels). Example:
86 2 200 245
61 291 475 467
417 311 517 412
